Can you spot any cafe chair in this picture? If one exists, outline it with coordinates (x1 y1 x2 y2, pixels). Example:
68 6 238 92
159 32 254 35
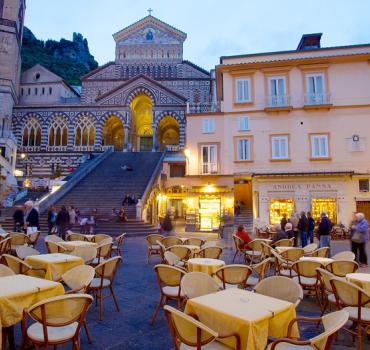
16 246 40 260
330 277 370 350
232 234 247 263
45 241 69 254
254 276 303 307
332 251 355 261
0 237 11 256
0 263 15 277
90 240 112 266
28 231 41 247
151 264 186 324
161 236 183 248
213 264 252 290
316 268 337 316
157 240 167 262
88 256 122 321
44 234 64 243
181 272 220 300
306 247 330 258
270 250 293 277
9 232 30 253
1 254 46 277
67 232 86 241
245 239 265 265
92 234 112 244
164 305 241 350
70 246 97 265
198 246 223 259
273 239 293 248
146 234 164 263
246 258 271 287
325 260 359 277
164 251 186 269
268 310 349 350
167 245 191 262
112 233 126 256
22 294 93 350
183 237 205 247
303 243 318 255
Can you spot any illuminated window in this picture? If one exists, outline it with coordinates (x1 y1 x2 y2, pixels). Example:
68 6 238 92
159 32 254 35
22 118 41 147
49 115 68 146
269 199 294 224
75 115 95 146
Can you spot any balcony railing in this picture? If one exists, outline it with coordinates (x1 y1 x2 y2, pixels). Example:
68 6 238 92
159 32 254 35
304 93 331 105
266 95 291 108
200 162 218 175
187 102 221 114
74 145 95 152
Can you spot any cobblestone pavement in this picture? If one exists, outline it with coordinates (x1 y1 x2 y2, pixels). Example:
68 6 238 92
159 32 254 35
11 232 370 349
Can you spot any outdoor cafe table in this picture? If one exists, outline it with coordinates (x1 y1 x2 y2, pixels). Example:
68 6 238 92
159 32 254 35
25 253 84 281
58 240 97 251
299 257 334 266
171 244 200 257
185 288 299 350
187 258 225 276
346 273 370 295
0 274 64 349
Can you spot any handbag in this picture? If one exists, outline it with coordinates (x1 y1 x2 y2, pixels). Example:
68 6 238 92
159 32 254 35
352 232 363 243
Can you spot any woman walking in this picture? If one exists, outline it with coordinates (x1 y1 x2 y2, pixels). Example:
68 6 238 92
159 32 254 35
351 212 368 267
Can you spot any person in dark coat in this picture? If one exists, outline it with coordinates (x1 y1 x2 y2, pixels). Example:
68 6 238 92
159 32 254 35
47 205 57 235
24 200 39 231
307 212 315 244
298 211 308 247
284 223 295 239
280 213 288 231
318 212 332 249
271 223 288 245
56 206 70 240
13 206 24 232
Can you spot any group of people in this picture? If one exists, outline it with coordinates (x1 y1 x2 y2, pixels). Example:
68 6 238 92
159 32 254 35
122 194 138 206
112 208 128 222
12 200 40 234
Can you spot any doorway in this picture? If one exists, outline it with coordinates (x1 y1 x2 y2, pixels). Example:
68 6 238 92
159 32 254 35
356 201 370 222
234 180 252 209
102 116 124 151
131 94 153 151
140 136 153 151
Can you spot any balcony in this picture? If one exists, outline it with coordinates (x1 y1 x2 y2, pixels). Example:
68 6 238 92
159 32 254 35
265 95 292 112
304 93 332 108
200 162 219 175
187 102 221 114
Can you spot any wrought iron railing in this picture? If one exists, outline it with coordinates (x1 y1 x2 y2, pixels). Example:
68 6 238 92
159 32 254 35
266 95 291 108
187 102 221 113
304 93 331 105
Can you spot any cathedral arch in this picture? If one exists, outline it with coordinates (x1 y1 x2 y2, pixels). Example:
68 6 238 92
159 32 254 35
22 117 41 147
74 114 95 146
125 86 156 105
48 114 68 147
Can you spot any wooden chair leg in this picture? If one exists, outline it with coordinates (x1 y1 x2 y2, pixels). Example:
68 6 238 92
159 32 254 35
150 294 164 324
99 289 103 321
83 320 92 344
110 285 120 312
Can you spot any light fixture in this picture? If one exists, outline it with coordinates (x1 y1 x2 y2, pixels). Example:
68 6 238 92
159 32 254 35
20 153 26 159
14 169 24 177
184 148 190 157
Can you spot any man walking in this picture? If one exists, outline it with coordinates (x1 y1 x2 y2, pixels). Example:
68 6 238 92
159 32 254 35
318 213 332 249
298 211 308 247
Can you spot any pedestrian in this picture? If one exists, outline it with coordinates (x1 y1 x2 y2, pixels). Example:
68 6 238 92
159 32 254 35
56 206 70 240
307 212 315 244
234 225 252 249
289 212 300 246
68 205 76 229
47 205 57 235
298 211 308 247
87 208 98 233
271 223 287 245
12 205 24 232
284 222 295 239
280 213 288 231
318 212 332 249
351 212 368 267
24 200 39 234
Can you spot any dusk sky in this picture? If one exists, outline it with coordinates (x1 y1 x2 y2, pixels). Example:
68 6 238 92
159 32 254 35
25 0 370 70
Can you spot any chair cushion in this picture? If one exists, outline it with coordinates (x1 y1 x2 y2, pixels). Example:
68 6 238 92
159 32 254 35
266 342 313 350
27 322 78 342
293 276 317 286
90 277 111 288
280 269 297 278
343 306 370 321
92 257 107 265
245 251 262 257
180 340 233 349
163 286 184 297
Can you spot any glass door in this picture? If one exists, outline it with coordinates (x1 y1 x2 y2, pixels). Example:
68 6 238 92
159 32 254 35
201 145 218 174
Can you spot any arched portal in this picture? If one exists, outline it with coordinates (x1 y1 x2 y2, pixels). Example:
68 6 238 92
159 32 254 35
131 94 153 151
157 115 180 151
102 116 124 151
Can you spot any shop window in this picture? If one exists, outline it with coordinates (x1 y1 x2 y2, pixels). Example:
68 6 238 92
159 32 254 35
271 135 289 159
310 134 329 158
49 115 68 146
269 198 294 225
311 198 337 224
202 118 215 134
22 118 42 147
359 179 369 192
199 197 221 231
235 78 251 103
170 164 185 177
238 116 250 131
236 138 251 161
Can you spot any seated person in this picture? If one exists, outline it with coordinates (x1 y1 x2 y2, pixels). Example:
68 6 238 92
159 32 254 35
234 225 252 249
119 208 128 222
284 222 295 240
271 223 288 245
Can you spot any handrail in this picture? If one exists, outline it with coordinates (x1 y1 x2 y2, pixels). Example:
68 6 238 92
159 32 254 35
36 148 113 214
137 150 167 219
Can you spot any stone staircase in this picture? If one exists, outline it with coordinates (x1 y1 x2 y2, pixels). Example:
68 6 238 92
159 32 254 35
233 207 253 233
0 152 164 237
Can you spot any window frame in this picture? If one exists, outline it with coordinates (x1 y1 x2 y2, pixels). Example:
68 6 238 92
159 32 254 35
306 73 326 94
268 76 287 97
202 117 215 134
199 143 219 174
238 116 250 131
309 133 330 160
270 134 290 161
234 136 253 163
235 78 252 104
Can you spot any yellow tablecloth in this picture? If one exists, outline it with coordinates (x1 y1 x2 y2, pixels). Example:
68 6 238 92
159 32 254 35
25 253 84 281
185 289 299 350
0 275 64 349
59 240 97 251
300 257 334 266
346 273 370 295
187 258 225 276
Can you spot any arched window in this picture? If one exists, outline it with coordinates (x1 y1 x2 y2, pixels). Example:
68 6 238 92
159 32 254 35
75 115 95 146
49 115 68 146
22 118 41 147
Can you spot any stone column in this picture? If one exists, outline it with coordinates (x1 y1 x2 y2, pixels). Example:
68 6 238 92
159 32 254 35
152 123 157 152
123 126 129 152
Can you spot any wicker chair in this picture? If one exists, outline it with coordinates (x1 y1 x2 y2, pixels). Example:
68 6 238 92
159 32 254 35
66 232 86 241
183 237 205 247
90 240 112 266
161 236 183 248
151 264 186 324
273 238 293 247
213 264 252 290
326 260 358 277
332 251 355 261
306 247 330 258
88 256 122 321
316 268 337 316
245 239 265 264
254 276 303 307
246 258 271 287
330 277 370 350
70 245 97 265
22 294 93 350
1 254 46 277
164 251 186 269
269 310 349 349
303 243 318 254
45 241 68 254
232 234 247 263
28 231 41 247
15 246 40 260
164 305 240 350
92 234 112 244
146 234 164 262
9 232 30 253
44 234 64 243
198 246 222 259
0 237 11 256
112 233 126 256
181 272 220 299
167 245 191 262
0 263 15 277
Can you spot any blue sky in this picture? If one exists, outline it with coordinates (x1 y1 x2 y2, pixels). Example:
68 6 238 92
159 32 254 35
25 0 370 70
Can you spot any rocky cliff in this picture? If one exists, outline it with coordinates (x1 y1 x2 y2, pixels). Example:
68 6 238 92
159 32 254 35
21 27 98 85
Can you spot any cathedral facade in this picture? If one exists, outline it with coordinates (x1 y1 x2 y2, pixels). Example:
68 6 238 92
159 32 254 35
12 15 215 177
